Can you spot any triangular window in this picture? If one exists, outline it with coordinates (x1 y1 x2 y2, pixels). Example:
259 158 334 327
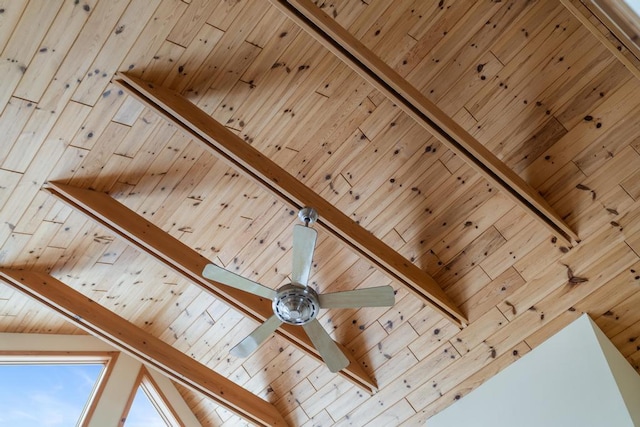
122 369 181 426
125 385 169 427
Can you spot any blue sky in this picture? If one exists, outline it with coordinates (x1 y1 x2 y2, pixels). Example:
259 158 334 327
0 363 103 426
124 386 167 427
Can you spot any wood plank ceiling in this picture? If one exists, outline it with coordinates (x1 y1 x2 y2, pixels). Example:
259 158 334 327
1 0 640 425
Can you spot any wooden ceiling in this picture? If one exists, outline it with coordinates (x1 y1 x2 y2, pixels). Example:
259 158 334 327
1 0 640 425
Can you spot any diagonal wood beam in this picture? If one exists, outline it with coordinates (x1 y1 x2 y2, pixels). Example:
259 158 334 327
0 269 287 427
44 181 377 393
268 0 579 246
113 72 468 328
560 0 640 82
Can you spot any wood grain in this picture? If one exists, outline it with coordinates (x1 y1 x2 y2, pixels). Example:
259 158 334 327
0 269 287 427
1 1 640 424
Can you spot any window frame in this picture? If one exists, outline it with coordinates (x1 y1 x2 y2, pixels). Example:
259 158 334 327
0 351 117 427
120 366 184 427
0 333 201 427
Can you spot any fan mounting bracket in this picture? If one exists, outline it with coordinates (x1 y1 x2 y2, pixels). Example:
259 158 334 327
298 207 318 225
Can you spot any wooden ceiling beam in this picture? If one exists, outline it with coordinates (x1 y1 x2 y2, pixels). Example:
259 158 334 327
268 0 579 246
560 0 640 82
44 181 377 393
0 269 287 427
113 73 468 328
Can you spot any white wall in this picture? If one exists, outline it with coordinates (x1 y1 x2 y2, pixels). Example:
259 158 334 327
591 320 640 426
429 314 640 427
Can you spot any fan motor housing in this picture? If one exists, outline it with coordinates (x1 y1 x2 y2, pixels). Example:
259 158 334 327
273 284 320 325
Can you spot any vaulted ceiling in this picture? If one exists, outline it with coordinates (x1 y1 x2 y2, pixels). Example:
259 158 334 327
1 0 640 425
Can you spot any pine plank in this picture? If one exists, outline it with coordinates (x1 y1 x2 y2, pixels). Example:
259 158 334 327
480 220 549 280
502 117 568 174
524 78 640 188
406 0 506 91
621 167 640 201
525 309 583 349
472 27 605 160
363 398 415 427
166 0 220 47
37 0 132 114
0 232 31 267
434 226 507 289
2 108 61 173
245 5 286 49
0 0 28 54
0 0 63 108
490 241 638 354
114 109 163 158
408 318 459 361
435 50 503 117
490 0 562 65
14 0 97 103
461 268 527 323
206 0 253 32
429 191 514 265
1 101 90 240
72 0 163 106
181 2 273 100
271 0 577 244
420 1 533 108
466 7 580 121
0 168 21 213
112 96 146 126
336 344 448 424
119 0 189 78
0 269 288 426
573 106 640 177
501 204 640 321
554 146 640 224
593 285 640 338
565 184 637 240
140 39 186 83
71 121 132 189
611 321 640 357
352 138 445 231
162 24 225 91
0 98 36 166
560 0 640 82
555 59 631 129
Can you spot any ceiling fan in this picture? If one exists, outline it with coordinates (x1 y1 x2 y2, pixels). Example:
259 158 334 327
202 207 396 372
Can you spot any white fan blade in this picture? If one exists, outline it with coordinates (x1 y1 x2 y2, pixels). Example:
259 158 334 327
230 315 283 358
318 285 395 309
203 263 276 300
302 319 349 373
291 224 317 286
